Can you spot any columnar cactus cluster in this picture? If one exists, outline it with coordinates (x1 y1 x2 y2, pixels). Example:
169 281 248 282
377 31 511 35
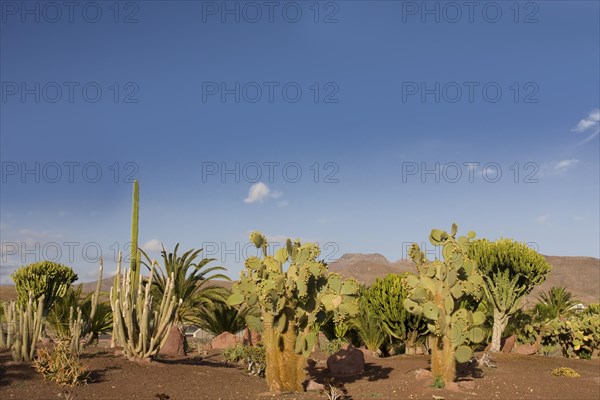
227 231 360 393
110 252 180 361
2 294 45 362
67 259 104 355
403 224 485 384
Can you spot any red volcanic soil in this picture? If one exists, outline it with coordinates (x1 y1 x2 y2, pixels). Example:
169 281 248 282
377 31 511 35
1 346 598 400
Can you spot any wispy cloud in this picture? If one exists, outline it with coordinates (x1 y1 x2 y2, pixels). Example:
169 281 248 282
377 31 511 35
142 239 163 252
16 229 63 239
572 109 600 145
539 159 580 177
553 159 579 173
536 215 550 224
244 182 284 204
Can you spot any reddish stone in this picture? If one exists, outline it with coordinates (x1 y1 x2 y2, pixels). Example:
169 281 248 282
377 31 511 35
326 343 365 377
242 328 261 346
160 324 186 357
211 331 241 350
415 368 433 380
502 335 517 353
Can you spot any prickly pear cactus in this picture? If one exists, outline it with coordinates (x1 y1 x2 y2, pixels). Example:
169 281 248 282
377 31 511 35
227 232 360 393
403 224 485 384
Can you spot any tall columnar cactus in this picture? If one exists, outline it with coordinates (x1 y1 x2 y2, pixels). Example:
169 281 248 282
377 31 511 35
2 294 45 362
110 252 180 361
67 259 104 355
130 179 140 290
11 261 77 316
227 232 360 393
403 224 485 384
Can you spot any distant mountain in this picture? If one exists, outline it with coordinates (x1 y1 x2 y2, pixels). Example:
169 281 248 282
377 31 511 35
1 255 597 306
328 254 600 306
327 253 414 285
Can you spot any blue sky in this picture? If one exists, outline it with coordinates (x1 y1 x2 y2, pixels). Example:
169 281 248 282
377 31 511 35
1 1 599 283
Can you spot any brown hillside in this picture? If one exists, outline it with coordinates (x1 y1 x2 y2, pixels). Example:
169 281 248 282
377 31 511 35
329 254 600 305
2 255 598 305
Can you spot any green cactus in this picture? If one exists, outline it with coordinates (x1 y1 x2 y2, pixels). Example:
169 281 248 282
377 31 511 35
130 179 140 290
10 261 77 317
112 179 140 349
545 313 600 358
2 294 45 362
227 232 360 393
110 252 180 361
404 224 484 384
67 258 104 355
364 273 428 353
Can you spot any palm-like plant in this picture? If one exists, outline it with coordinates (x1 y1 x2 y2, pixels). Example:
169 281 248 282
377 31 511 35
143 244 230 325
46 285 113 344
196 300 256 336
535 286 579 321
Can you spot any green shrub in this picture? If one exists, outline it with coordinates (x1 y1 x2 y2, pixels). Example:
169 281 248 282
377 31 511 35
349 289 386 355
323 339 343 355
33 342 90 386
431 375 445 388
364 274 428 352
223 344 266 377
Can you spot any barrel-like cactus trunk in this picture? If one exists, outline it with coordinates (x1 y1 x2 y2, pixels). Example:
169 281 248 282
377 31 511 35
263 313 305 393
278 310 305 392
263 318 281 391
441 335 456 383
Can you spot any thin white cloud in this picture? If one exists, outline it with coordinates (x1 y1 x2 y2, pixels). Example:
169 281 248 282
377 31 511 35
317 218 333 224
142 239 163 252
572 109 600 132
536 215 550 224
553 159 579 172
16 229 63 239
572 109 600 145
244 182 284 204
277 201 289 208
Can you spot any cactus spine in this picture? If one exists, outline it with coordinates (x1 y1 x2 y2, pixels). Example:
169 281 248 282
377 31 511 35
2 294 45 362
228 232 360 393
110 252 180 361
404 224 485 384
